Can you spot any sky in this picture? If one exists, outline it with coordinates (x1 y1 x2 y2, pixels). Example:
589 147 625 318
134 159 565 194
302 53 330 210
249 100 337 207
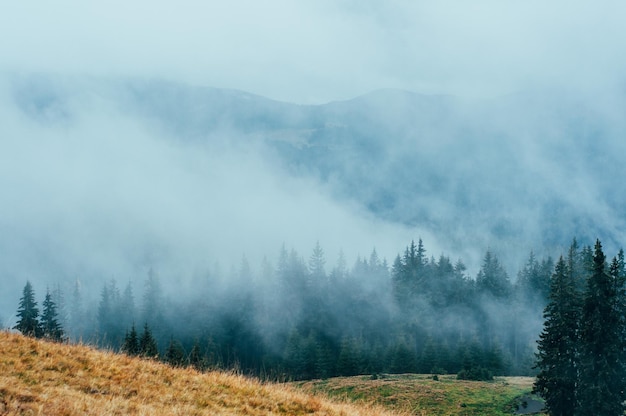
2 1 626 103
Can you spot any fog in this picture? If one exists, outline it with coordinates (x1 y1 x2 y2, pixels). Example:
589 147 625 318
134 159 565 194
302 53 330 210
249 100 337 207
2 2 626 374
0 76 435 321
2 2 626 103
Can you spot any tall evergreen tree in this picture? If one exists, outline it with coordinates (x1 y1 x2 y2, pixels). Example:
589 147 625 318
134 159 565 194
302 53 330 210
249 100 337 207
578 240 626 416
188 339 205 371
476 250 510 299
308 241 327 286
139 322 159 358
68 279 85 341
13 281 40 337
534 256 580 416
41 289 64 342
51 283 69 334
121 323 140 356
164 337 185 367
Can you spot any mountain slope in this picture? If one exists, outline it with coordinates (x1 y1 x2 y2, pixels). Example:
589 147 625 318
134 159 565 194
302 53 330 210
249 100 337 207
5 73 626 272
0 331 397 416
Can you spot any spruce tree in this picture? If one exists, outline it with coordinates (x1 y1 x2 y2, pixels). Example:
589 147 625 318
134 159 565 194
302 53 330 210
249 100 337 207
578 240 626 416
41 289 64 342
164 337 185 367
534 256 580 416
139 322 159 358
188 339 205 371
121 323 140 356
476 250 510 299
13 281 41 337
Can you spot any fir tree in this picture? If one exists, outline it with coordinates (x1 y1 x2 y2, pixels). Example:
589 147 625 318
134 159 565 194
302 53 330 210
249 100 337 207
534 256 580 416
164 337 185 367
13 281 41 337
139 322 159 358
188 339 205 371
476 250 510 299
336 337 359 376
68 279 84 341
41 289 64 342
308 241 327 285
121 323 140 356
578 240 626 416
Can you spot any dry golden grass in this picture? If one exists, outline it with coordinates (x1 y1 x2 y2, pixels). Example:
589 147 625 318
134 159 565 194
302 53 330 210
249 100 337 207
0 331 399 416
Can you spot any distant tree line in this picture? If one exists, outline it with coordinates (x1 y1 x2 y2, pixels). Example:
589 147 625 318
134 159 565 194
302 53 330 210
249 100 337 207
12 237 619 393
10 239 549 381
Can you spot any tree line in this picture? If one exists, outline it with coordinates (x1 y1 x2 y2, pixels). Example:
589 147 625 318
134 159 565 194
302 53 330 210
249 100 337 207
10 238 617 389
10 239 554 381
11 237 626 414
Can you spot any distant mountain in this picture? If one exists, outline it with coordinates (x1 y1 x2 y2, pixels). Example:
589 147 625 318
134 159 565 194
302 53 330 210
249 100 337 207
8 74 626 260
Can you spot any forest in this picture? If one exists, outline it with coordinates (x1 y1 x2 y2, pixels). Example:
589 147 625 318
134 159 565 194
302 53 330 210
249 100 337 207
11 238 577 382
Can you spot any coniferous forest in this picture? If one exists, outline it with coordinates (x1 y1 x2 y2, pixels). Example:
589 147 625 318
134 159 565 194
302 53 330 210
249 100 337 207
13 237 626 414
12 237 605 383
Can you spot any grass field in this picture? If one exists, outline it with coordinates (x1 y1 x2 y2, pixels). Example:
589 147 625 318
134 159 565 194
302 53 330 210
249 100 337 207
295 374 544 416
0 331 542 415
0 331 397 415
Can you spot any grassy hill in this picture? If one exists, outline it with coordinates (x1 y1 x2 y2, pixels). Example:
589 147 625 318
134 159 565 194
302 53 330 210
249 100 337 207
294 374 544 416
0 331 541 415
0 331 397 415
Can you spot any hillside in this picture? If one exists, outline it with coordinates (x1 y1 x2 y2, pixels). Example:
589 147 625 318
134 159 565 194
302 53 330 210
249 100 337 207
0 331 397 416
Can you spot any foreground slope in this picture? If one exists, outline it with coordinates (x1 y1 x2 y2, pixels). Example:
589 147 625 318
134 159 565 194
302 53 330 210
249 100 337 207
0 331 397 416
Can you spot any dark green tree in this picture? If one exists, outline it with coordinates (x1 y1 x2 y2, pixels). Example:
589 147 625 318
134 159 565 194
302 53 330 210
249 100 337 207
389 339 416 374
534 256 580 416
164 337 185 367
13 281 41 337
188 339 205 371
41 289 64 342
139 322 159 358
336 337 359 376
121 323 140 356
578 240 626 416
476 250 510 299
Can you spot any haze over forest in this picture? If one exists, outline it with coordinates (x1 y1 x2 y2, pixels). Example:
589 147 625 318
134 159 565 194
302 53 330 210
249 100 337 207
2 1 626 336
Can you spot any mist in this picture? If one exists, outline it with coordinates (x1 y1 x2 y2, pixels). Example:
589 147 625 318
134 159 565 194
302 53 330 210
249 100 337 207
2 0 626 383
0 75 434 322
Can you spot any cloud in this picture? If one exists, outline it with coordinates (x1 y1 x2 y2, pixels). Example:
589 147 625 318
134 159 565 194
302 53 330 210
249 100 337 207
0 79 435 319
2 1 625 103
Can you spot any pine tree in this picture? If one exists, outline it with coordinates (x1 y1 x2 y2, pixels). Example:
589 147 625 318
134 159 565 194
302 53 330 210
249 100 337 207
121 323 140 356
476 250 510 299
308 241 327 286
164 337 185 367
534 257 580 416
188 339 205 371
51 283 69 334
142 268 164 345
41 289 64 342
68 279 84 341
139 322 159 358
336 337 359 376
13 281 41 337
578 240 626 416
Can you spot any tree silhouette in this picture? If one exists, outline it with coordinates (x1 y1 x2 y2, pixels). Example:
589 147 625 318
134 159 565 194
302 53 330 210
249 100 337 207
14 281 40 337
